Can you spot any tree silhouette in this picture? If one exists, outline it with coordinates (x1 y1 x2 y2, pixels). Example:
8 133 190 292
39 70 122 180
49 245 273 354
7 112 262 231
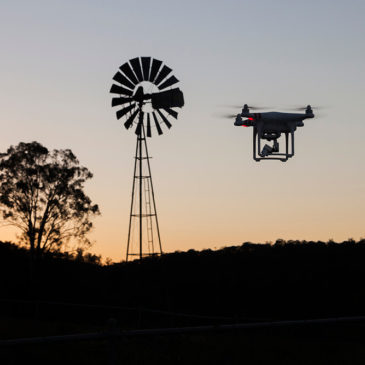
0 141 100 258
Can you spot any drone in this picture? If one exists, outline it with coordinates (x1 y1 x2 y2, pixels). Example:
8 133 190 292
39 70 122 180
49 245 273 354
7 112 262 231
233 104 315 162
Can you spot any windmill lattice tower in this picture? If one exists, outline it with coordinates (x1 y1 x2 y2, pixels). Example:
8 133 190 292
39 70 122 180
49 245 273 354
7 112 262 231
110 57 184 261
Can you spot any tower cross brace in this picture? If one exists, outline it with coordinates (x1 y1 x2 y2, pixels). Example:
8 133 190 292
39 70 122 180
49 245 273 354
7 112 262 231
126 113 162 261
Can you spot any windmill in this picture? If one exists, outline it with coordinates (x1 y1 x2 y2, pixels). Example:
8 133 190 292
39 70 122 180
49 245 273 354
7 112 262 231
110 57 184 261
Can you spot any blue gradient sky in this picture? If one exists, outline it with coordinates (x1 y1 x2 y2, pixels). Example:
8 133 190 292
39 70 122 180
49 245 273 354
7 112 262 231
0 0 364 261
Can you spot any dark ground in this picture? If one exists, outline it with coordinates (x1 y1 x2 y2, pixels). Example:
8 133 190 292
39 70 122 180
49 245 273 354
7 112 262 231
1 239 365 364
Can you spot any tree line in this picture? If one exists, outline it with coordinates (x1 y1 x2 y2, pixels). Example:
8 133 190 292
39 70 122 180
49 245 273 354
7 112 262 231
1 238 365 328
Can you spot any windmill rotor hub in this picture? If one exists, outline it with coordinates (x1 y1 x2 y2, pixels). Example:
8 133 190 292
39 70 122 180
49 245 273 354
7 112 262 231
133 81 159 96
132 82 159 113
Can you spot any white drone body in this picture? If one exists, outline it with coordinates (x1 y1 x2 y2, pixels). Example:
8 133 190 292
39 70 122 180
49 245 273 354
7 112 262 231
234 104 315 161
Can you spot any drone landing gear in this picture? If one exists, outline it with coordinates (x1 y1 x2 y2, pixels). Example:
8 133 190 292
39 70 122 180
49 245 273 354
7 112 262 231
253 130 294 162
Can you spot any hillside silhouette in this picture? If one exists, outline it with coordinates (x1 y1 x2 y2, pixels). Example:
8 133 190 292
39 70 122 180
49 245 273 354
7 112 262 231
1 238 365 327
2 239 365 365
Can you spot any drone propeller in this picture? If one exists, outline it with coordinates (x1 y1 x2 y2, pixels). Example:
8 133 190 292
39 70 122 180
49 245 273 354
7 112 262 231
244 104 271 110
219 113 239 119
221 104 272 110
286 105 325 111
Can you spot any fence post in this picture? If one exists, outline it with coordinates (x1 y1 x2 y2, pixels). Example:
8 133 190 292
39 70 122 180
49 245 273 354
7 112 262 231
106 318 118 365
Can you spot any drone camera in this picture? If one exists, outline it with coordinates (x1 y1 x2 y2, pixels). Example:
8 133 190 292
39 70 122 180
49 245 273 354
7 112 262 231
261 144 273 157
261 140 279 157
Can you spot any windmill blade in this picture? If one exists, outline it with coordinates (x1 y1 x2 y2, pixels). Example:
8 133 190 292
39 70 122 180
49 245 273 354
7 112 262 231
130 58 144 82
116 103 136 120
112 72 135 90
120 62 139 85
163 107 178 119
146 113 152 137
135 112 144 136
152 112 163 135
124 109 139 129
141 57 151 81
149 59 162 82
156 109 172 129
110 84 134 96
151 88 184 109
154 65 172 86
112 97 133 107
158 75 179 90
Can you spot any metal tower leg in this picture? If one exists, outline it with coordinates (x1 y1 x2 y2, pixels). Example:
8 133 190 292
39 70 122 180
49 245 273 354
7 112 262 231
141 123 163 255
138 124 143 261
126 117 163 261
126 136 138 261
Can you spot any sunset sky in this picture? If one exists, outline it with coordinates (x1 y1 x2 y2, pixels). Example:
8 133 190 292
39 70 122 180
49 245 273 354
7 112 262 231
0 0 364 262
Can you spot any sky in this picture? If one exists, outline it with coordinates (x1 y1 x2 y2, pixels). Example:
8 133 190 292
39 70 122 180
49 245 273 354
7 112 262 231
0 0 364 262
